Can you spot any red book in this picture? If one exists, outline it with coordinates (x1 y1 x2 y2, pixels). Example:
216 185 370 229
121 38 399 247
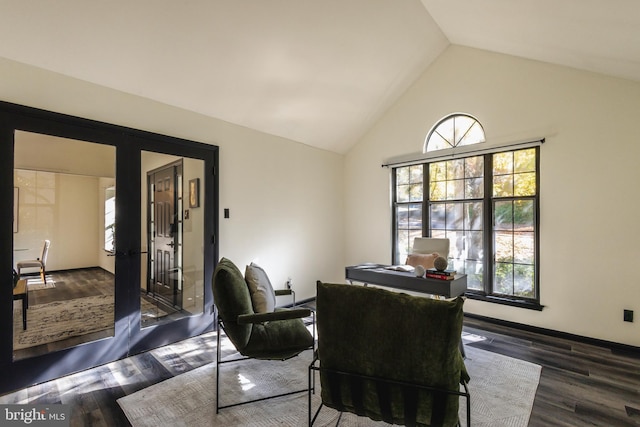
425 273 455 281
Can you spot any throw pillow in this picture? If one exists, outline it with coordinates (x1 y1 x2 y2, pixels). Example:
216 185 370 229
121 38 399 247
245 262 276 313
405 252 439 269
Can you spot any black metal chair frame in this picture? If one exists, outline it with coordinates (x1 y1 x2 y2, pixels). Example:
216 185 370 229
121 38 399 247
308 352 470 426
216 309 316 413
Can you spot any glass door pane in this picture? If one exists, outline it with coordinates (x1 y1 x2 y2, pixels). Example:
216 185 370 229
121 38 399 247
140 151 204 327
13 131 116 359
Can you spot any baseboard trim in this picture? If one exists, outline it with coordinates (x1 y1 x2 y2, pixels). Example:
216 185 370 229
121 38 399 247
464 312 640 356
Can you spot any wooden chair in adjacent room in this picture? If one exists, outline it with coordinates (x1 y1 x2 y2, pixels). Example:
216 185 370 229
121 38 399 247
17 239 51 284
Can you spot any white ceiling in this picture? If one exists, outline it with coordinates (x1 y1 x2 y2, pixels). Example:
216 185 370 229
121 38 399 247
0 0 638 154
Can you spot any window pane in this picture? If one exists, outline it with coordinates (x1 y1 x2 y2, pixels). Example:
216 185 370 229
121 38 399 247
465 260 483 291
447 159 465 180
494 263 514 294
396 229 410 262
447 230 465 259
494 231 513 262
397 203 422 230
514 148 535 173
454 115 475 145
465 202 483 230
396 205 410 228
514 200 534 230
514 264 535 297
430 204 446 230
428 132 451 151
459 122 486 146
446 203 464 230
465 156 483 178
431 229 447 239
437 117 455 144
494 201 513 230
514 172 536 196
447 179 464 200
493 152 513 175
408 204 423 229
430 181 446 201
409 165 423 184
409 183 423 202
466 177 484 198
467 231 484 260
514 232 535 264
493 175 513 197
429 162 447 181
396 167 410 185
397 184 410 203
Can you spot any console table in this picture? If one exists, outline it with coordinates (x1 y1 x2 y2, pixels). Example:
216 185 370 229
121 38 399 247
345 265 467 298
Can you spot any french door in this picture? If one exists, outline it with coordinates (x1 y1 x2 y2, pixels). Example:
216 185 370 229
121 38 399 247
0 101 218 394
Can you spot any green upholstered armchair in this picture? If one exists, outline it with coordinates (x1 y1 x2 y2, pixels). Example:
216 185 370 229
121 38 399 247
212 258 315 412
310 281 470 427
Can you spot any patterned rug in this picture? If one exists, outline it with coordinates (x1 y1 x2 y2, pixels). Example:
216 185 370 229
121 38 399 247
13 295 114 350
13 296 171 350
117 339 541 427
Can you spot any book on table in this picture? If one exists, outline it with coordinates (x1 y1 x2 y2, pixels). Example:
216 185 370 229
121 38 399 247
425 268 456 276
424 271 456 280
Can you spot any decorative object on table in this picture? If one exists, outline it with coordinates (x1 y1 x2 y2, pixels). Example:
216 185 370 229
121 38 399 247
434 255 448 271
414 265 425 277
406 252 439 270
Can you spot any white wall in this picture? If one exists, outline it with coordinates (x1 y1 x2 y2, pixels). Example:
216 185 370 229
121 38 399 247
0 56 345 301
345 45 640 346
13 170 100 272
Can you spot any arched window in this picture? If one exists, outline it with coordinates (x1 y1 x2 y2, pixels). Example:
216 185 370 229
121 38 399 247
424 113 485 153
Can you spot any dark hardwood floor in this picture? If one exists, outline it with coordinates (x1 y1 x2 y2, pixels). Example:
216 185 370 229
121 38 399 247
463 317 640 427
3 302 640 426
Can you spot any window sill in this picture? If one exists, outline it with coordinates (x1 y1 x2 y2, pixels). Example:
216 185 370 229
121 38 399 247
464 292 544 311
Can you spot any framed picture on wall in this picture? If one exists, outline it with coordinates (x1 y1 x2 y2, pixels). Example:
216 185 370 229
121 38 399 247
189 178 200 208
13 187 18 233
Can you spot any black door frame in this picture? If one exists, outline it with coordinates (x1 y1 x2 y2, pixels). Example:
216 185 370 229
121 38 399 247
0 101 219 394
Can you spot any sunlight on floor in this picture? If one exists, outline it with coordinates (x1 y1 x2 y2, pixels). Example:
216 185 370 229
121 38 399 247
237 374 255 391
462 332 487 343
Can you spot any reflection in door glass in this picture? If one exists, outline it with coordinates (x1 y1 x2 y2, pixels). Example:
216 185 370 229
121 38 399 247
141 152 204 327
12 131 116 359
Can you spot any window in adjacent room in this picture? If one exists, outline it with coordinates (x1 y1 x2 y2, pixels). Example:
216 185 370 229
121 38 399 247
392 114 539 308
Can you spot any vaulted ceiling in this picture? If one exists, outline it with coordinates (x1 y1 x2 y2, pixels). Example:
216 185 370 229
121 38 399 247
0 0 638 154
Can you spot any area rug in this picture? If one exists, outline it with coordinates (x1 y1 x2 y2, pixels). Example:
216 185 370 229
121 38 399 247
117 344 541 427
13 296 171 350
13 294 115 350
